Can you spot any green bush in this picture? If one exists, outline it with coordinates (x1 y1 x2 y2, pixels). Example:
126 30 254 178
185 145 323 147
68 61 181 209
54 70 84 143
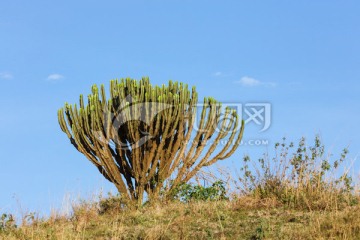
170 180 228 202
0 213 16 232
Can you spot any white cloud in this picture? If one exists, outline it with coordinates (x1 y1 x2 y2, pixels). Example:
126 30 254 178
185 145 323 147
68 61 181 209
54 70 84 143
47 73 64 82
235 76 276 87
0 72 13 80
213 71 232 77
238 76 260 86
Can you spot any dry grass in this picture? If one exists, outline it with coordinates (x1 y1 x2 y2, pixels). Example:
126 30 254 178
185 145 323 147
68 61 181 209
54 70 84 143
236 136 357 211
2 136 359 239
1 197 360 239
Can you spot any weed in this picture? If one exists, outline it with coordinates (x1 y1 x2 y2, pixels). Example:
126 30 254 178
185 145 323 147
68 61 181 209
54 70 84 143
238 135 356 210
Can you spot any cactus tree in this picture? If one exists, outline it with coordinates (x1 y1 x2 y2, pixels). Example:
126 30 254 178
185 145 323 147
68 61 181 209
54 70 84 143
58 77 244 205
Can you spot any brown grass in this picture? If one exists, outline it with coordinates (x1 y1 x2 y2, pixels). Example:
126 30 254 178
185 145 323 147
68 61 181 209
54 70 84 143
2 197 360 239
2 136 359 239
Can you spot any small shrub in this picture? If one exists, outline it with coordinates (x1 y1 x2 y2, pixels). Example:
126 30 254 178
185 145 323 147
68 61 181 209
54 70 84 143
0 213 16 232
98 193 126 214
251 224 266 240
170 180 228 202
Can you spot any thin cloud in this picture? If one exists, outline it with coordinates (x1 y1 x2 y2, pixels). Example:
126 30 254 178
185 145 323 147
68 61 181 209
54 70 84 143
238 76 260 86
212 71 232 77
47 73 64 83
235 76 276 87
0 72 13 80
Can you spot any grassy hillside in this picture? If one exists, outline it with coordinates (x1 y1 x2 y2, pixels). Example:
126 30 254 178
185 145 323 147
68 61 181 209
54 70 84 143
1 197 360 239
2 136 359 239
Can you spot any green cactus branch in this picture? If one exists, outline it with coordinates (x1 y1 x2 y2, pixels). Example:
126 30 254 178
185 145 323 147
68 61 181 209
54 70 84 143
58 77 244 205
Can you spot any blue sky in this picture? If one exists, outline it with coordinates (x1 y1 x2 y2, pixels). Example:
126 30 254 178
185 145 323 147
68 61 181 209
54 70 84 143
1 1 360 215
